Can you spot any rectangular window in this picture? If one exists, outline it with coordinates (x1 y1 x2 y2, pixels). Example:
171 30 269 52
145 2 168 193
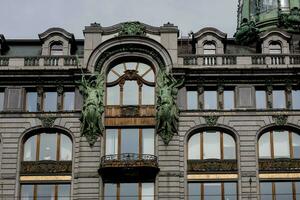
123 81 139 105
273 131 290 158
259 132 271 158
275 182 292 200
203 131 220 159
224 182 237 200
23 135 37 161
142 85 155 105
26 91 37 112
107 85 120 105
188 183 200 200
142 129 155 155
0 91 4 111
106 129 118 155
256 90 267 109
260 182 272 200
188 133 201 159
223 90 234 110
203 183 221 200
187 90 198 109
273 90 286 109
292 90 300 109
204 91 217 110
120 183 138 200
21 184 71 200
43 91 57 112
104 183 117 200
63 91 75 111
121 129 139 154
39 133 57 160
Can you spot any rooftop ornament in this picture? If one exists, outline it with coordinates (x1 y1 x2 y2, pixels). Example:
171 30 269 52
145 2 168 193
156 69 184 145
234 18 259 45
119 21 146 36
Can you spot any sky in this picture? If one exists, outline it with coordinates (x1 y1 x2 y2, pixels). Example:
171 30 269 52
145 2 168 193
1 0 239 39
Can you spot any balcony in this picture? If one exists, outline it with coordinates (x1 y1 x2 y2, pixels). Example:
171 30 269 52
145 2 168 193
0 55 83 69
98 153 159 182
178 54 300 68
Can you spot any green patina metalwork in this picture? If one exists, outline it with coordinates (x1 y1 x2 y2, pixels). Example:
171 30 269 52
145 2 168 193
279 7 300 31
235 19 259 45
78 72 105 146
119 21 146 36
156 69 184 145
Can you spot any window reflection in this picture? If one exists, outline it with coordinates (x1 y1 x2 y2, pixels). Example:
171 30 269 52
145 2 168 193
260 182 297 200
63 92 75 111
21 184 71 200
204 91 217 109
224 90 234 110
292 90 300 109
273 90 286 109
121 129 139 154
256 90 267 109
142 85 154 105
123 81 139 105
43 92 57 112
39 133 57 160
188 131 236 160
187 91 198 109
106 85 120 105
26 92 37 112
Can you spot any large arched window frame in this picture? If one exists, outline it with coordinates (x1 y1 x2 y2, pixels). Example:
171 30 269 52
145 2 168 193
106 61 155 106
20 129 73 200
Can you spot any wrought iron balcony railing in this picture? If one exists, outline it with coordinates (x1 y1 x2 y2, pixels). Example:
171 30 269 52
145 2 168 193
187 159 238 173
259 158 300 172
99 153 159 182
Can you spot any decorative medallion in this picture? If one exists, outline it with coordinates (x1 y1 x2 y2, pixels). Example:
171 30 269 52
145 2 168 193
39 116 56 128
119 21 146 36
204 115 219 126
272 115 288 126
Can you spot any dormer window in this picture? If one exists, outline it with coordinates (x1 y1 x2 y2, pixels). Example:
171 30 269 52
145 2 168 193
203 42 216 55
269 41 282 54
50 42 63 56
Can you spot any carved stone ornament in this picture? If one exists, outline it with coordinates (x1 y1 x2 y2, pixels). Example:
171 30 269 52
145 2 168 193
259 159 300 172
119 21 146 36
39 116 56 128
156 69 184 145
77 72 105 146
272 115 288 126
21 161 72 175
188 159 237 172
204 115 219 126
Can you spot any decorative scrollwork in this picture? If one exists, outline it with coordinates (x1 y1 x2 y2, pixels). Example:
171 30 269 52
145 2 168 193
187 159 237 172
20 161 72 175
119 21 146 36
259 159 300 172
39 116 56 128
272 115 288 126
204 115 219 126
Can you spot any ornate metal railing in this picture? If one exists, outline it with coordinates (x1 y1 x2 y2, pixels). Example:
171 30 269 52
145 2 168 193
20 160 72 175
187 159 238 172
100 153 158 168
259 159 300 172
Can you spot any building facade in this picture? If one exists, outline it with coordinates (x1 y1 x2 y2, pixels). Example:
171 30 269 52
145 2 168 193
1 2 300 199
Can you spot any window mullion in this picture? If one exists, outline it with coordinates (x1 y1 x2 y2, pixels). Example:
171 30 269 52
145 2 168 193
55 185 58 200
120 84 124 106
220 132 224 160
221 183 225 200
139 129 142 157
57 133 61 161
138 182 142 200
33 185 37 200
118 129 121 156
270 131 274 159
200 133 204 160
117 183 120 200
36 135 40 161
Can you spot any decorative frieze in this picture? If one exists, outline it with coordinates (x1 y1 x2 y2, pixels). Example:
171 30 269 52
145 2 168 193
20 161 72 175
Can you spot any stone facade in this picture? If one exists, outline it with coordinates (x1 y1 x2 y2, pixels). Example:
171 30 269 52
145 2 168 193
0 21 300 200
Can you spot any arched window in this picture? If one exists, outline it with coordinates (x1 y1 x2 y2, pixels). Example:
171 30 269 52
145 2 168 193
50 42 63 56
203 42 216 55
106 62 155 106
188 131 236 160
258 130 300 159
23 132 72 161
269 41 282 54
21 130 73 199
187 130 237 200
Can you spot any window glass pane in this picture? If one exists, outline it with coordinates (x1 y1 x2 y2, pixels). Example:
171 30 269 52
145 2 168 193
112 64 125 76
44 92 57 112
106 129 118 155
273 131 290 158
142 183 154 200
223 134 236 159
188 133 201 159
21 185 34 200
121 129 139 154
203 131 220 159
204 183 221 200
57 184 71 200
224 91 234 110
26 92 37 112
224 182 237 200
187 91 198 109
39 133 57 160
125 62 137 70
292 90 300 109
107 71 120 82
204 91 217 109
0 92 4 111
293 133 300 159
275 182 293 200
120 183 138 200
188 183 200 200
142 129 154 155
60 134 72 160
256 91 266 109
107 85 120 105
123 81 139 105
24 136 37 161
37 184 55 200
142 70 155 82
259 132 271 158
63 92 75 111
273 90 286 109
137 63 151 76
104 183 117 200
142 85 154 105
260 182 272 200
